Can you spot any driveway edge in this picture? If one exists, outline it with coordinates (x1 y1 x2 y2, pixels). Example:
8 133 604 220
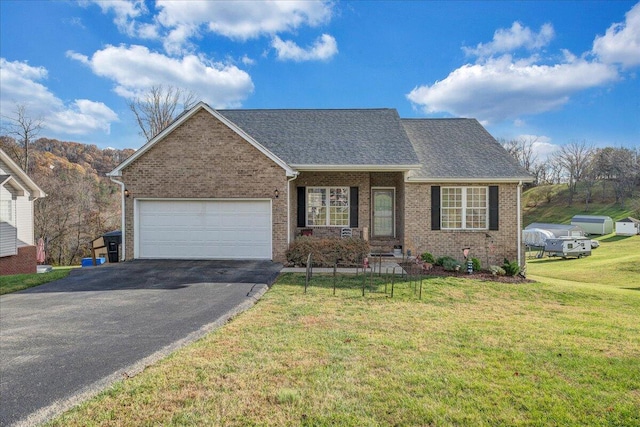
14 282 270 427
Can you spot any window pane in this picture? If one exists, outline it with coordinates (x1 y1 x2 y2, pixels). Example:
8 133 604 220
307 187 350 226
441 188 462 229
329 187 349 225
307 188 326 226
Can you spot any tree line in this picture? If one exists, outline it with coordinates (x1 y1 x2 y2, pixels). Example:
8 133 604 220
0 136 134 265
501 137 639 208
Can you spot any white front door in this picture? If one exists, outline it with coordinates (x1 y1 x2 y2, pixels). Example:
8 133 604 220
136 199 272 259
372 189 394 237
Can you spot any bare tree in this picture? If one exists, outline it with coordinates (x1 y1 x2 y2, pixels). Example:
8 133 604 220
609 147 638 208
553 140 594 205
128 85 198 141
1 104 43 172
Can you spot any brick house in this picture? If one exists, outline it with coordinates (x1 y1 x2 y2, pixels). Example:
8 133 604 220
1 149 46 275
108 102 533 267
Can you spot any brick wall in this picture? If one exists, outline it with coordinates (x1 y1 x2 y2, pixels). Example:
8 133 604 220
0 245 37 275
404 182 523 268
121 109 289 261
291 172 405 241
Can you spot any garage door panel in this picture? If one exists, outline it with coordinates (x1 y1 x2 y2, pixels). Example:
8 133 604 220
138 200 271 259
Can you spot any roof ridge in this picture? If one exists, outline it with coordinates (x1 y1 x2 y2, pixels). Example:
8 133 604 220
217 108 396 112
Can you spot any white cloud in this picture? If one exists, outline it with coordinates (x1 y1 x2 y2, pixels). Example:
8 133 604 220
0 58 118 135
272 34 338 61
156 0 333 40
67 45 254 108
407 55 618 123
463 22 555 58
86 0 335 55
47 100 119 135
83 0 147 37
593 2 640 68
515 134 559 160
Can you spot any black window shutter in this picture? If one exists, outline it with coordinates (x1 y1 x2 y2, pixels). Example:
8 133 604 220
297 187 306 228
489 185 499 230
349 187 359 228
431 186 441 230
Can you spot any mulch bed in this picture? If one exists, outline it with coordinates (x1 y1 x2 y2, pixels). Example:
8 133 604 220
400 263 535 284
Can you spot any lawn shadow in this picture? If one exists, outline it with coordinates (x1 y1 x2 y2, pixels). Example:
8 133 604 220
600 235 633 243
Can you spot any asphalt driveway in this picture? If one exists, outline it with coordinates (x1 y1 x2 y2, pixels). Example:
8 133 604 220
0 259 281 427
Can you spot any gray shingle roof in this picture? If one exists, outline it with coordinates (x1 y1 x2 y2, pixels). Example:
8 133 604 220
401 118 533 181
218 109 420 167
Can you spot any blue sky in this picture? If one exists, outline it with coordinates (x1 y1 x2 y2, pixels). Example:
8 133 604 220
1 1 638 156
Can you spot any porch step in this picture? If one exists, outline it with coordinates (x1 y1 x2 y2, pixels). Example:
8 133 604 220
369 238 401 256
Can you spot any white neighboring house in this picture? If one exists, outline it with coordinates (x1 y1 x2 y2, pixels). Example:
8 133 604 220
0 148 46 275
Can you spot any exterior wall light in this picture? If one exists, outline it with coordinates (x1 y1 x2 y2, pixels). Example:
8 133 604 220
274 189 279 198
124 189 130 198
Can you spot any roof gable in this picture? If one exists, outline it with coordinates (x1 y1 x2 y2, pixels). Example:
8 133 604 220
402 118 533 182
109 102 297 177
0 149 46 198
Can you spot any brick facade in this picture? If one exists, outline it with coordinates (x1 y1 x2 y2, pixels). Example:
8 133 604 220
404 182 523 268
120 109 290 261
291 172 405 243
117 108 525 266
0 245 37 275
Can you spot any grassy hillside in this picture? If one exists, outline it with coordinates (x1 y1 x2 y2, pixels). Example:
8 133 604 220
523 182 639 226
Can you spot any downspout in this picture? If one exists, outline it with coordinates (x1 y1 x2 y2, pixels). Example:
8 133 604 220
517 180 523 267
109 176 126 261
287 173 299 246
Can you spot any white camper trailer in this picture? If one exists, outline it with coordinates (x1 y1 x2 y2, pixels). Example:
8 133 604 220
545 237 592 258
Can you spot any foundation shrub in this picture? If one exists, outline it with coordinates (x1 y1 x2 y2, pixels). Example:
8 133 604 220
286 237 370 267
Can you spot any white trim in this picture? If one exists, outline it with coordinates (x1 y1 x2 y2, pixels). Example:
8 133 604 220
134 198 273 260
517 180 522 267
406 176 534 184
1 175 26 196
371 187 396 238
108 102 297 178
287 173 299 246
293 164 421 172
109 177 126 261
0 149 46 198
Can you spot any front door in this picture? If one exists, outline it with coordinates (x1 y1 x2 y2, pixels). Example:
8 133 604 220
372 189 394 237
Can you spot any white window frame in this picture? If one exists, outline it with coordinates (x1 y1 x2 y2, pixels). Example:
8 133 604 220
306 186 350 227
441 186 488 230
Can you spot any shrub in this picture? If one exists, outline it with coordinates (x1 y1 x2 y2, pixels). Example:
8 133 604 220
435 256 457 267
490 265 506 276
502 258 520 276
441 258 461 271
420 252 435 263
471 257 482 272
286 237 370 267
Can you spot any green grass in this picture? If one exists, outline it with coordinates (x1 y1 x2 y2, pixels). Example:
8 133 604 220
523 183 639 225
47 248 640 426
0 267 75 295
527 234 640 289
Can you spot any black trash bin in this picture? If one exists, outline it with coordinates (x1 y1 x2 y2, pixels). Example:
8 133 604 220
103 230 122 263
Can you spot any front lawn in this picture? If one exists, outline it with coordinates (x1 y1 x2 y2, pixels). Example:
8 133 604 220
48 268 640 426
0 268 75 295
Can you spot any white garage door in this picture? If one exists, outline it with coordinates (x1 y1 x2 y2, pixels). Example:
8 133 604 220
137 199 272 259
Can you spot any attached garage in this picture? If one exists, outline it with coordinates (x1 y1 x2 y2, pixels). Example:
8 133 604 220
135 199 272 259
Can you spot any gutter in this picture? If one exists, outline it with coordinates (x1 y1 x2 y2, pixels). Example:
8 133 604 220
109 176 126 261
287 172 299 246
517 180 523 267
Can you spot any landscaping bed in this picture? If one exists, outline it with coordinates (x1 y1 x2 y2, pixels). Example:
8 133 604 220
400 262 534 284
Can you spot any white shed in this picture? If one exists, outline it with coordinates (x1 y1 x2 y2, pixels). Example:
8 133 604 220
615 217 640 236
571 215 613 235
